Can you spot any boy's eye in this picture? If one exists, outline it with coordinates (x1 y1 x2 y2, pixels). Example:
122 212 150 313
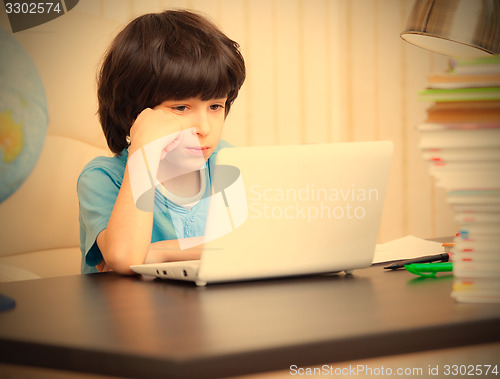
209 104 224 111
172 105 188 112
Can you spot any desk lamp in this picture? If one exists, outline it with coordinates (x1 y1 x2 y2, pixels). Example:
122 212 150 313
401 0 500 57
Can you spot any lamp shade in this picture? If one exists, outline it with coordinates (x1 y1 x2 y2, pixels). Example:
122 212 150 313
401 0 500 57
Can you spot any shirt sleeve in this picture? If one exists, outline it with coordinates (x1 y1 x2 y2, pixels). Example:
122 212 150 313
77 165 121 270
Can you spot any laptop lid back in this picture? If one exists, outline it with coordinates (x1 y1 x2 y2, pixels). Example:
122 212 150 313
197 141 393 284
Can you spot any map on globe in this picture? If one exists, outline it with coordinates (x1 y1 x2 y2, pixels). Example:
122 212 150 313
0 27 48 203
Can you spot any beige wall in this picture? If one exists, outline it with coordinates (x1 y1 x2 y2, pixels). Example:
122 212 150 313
0 0 458 244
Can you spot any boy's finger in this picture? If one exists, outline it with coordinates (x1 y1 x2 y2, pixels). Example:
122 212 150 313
96 261 104 272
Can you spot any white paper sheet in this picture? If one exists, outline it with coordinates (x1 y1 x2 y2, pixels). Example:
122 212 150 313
373 235 445 264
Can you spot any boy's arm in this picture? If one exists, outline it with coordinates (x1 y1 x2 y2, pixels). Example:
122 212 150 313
95 164 154 274
96 238 204 273
96 108 184 274
145 238 203 263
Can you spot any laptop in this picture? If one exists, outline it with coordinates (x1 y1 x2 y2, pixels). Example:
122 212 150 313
130 141 393 286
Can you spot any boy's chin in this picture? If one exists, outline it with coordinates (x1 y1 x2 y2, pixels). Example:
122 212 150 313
183 160 206 172
157 160 205 181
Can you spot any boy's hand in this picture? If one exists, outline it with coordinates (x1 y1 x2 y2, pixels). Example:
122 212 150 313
96 260 113 272
127 107 192 189
128 107 184 156
145 238 204 264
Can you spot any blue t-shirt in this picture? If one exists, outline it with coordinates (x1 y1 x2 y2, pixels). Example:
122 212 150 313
77 141 230 274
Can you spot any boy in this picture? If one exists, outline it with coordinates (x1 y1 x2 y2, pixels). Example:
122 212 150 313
77 10 246 274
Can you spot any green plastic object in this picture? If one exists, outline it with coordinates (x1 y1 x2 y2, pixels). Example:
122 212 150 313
405 262 453 278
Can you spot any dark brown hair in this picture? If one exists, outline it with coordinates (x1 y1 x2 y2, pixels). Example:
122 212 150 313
97 10 246 154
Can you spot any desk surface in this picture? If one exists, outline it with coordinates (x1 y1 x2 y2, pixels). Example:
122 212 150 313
0 267 499 378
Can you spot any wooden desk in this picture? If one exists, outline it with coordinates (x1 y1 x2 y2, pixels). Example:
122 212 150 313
0 266 499 378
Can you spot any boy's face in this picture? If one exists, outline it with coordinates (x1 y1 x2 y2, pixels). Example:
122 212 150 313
154 97 227 162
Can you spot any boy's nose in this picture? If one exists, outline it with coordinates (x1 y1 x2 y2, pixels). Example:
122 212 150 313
193 112 211 136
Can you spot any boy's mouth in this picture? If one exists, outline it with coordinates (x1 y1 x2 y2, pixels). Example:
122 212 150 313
186 146 210 156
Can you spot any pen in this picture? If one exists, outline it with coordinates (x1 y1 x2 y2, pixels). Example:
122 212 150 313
383 252 451 270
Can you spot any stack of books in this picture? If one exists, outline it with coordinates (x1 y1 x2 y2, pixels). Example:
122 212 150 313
418 56 500 303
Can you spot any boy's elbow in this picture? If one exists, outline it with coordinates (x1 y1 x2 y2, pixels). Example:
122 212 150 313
97 233 148 275
110 260 136 275
104 248 145 275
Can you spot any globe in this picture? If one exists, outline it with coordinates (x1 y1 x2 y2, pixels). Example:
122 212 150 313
0 27 48 203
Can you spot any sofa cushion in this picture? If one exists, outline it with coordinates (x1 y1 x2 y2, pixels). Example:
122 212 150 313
0 246 81 280
0 135 108 280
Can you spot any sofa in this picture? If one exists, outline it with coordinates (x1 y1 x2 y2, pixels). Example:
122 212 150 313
0 135 108 281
